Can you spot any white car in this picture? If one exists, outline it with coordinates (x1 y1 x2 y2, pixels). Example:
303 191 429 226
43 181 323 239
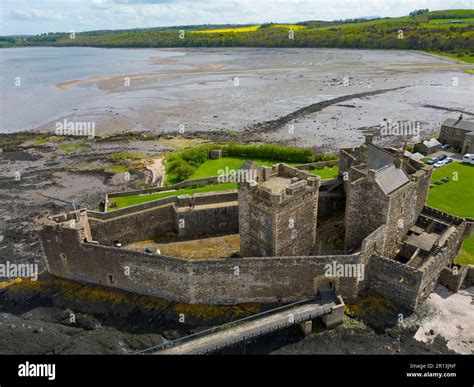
434 157 450 168
463 154 474 165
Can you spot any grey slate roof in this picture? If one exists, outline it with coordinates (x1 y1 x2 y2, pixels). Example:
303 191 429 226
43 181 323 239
404 150 425 161
367 144 395 170
423 138 441 148
374 165 410 195
442 118 474 132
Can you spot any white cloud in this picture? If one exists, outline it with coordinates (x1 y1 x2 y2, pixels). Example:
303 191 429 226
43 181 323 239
1 0 473 35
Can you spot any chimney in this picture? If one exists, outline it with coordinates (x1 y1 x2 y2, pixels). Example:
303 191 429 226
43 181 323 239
367 169 376 183
365 134 374 145
394 149 404 169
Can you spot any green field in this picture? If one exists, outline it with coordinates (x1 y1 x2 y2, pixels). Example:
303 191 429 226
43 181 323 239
187 157 338 181
308 166 339 180
4 9 473 57
426 163 474 218
457 234 474 265
188 157 299 180
109 182 237 210
111 159 339 210
426 162 474 264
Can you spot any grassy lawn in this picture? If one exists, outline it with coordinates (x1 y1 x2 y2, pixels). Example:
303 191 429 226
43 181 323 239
109 182 237 210
188 157 300 180
308 166 339 180
426 162 474 264
457 234 474 265
426 163 474 218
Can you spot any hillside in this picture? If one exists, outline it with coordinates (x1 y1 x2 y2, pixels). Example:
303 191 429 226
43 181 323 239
1 9 473 60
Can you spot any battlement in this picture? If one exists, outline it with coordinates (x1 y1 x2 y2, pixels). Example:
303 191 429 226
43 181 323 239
239 163 320 206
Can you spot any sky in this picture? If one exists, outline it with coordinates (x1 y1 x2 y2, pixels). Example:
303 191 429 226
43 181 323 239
0 0 473 36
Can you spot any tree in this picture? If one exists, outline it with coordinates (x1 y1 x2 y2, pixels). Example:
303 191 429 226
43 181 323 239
409 9 429 18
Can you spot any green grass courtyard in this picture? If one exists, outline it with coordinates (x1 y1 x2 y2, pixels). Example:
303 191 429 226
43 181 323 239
426 162 474 264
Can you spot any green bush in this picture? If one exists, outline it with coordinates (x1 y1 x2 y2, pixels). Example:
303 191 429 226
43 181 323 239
167 159 196 182
180 145 212 165
221 143 315 163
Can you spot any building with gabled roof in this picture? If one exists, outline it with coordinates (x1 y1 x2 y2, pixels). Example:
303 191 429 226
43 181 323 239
439 118 474 154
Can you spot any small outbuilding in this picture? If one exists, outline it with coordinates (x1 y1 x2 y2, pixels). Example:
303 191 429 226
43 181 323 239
414 138 441 155
209 149 222 159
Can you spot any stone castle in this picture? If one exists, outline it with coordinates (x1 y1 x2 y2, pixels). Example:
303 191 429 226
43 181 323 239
38 136 473 310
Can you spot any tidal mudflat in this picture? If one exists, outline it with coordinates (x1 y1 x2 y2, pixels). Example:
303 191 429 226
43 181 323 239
1 47 473 150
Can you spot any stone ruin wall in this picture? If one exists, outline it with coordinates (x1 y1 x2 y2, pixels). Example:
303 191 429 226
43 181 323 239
87 191 239 245
39 220 365 305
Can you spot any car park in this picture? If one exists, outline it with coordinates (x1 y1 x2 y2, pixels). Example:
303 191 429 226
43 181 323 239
434 157 452 169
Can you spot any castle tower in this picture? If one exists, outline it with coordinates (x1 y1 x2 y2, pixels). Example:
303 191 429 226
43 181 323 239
238 163 320 257
341 138 432 256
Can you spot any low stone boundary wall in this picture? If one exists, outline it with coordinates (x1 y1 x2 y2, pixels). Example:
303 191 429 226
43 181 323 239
107 175 228 199
90 190 238 220
294 160 339 170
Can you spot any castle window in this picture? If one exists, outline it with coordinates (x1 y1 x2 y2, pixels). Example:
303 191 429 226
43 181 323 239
59 253 67 262
399 277 405 284
108 275 115 285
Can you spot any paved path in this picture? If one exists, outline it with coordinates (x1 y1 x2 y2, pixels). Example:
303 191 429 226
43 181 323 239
157 298 337 355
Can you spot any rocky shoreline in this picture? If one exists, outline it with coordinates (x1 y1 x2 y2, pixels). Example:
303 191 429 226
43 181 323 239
0 130 470 355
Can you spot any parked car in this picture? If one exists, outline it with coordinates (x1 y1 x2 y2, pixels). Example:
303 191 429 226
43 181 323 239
463 154 474 165
444 157 453 165
441 144 451 150
427 154 446 165
434 160 445 168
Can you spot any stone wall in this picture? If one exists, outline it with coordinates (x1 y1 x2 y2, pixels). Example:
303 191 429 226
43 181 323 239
176 204 238 238
87 191 238 245
344 173 390 252
365 255 423 310
463 265 474 288
418 221 467 298
40 222 363 305
438 265 469 292
318 180 346 218
107 176 228 199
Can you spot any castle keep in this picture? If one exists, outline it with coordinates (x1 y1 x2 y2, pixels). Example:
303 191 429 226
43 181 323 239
238 163 320 257
38 137 473 310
